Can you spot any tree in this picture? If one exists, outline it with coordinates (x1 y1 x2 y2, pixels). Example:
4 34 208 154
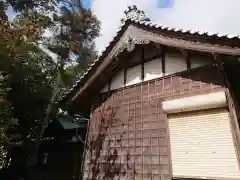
0 73 12 169
0 0 100 168
28 0 100 166
0 0 100 172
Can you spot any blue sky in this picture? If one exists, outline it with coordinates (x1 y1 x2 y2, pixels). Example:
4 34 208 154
83 0 172 9
158 0 173 8
6 6 16 20
82 0 91 8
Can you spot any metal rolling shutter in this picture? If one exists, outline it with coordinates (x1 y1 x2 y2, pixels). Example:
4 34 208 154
168 108 240 179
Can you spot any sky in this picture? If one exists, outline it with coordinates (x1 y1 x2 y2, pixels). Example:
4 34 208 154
6 6 16 20
92 0 240 53
6 0 240 54
82 0 91 8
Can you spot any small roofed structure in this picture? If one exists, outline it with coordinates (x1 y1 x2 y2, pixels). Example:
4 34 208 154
4 115 88 180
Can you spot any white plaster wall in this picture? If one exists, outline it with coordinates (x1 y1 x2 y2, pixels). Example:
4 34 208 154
110 69 124 90
126 64 141 86
165 52 186 75
144 58 162 81
101 52 213 92
191 55 212 68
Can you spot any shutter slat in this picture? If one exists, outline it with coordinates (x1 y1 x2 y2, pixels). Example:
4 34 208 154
168 109 240 179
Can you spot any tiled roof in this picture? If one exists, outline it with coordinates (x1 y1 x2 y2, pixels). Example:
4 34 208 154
59 15 240 104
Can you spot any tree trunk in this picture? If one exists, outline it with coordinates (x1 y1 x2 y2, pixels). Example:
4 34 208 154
28 70 61 166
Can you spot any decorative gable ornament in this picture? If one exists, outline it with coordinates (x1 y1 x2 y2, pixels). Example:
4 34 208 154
116 36 150 57
122 5 150 23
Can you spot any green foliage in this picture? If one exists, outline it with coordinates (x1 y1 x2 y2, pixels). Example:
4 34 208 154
13 11 54 42
43 0 100 96
0 0 100 172
48 0 100 59
7 0 56 12
7 55 52 132
0 73 11 169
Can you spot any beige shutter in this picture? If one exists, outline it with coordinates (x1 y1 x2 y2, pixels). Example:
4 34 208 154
168 108 240 179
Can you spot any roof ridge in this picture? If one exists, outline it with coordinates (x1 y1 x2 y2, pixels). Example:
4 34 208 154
128 17 239 38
